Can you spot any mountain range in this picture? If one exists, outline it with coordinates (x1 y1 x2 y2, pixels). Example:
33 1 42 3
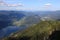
0 10 60 39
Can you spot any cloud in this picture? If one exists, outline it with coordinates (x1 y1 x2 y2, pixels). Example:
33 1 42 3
44 3 52 8
0 1 5 5
0 1 23 7
7 3 23 7
44 3 51 6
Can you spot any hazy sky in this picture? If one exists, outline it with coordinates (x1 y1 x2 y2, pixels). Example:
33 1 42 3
0 0 60 11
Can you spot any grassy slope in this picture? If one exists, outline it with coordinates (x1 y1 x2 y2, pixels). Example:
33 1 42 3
3 21 60 40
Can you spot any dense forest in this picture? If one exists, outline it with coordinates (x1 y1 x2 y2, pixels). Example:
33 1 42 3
3 20 60 40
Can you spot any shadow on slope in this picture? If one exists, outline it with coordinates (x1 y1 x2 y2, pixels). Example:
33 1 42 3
48 30 60 40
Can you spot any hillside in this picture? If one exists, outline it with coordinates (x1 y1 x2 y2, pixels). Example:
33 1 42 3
13 15 41 27
0 11 25 29
0 11 41 38
3 20 60 40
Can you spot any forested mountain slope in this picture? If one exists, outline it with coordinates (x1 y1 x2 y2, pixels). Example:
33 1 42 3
3 20 60 40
